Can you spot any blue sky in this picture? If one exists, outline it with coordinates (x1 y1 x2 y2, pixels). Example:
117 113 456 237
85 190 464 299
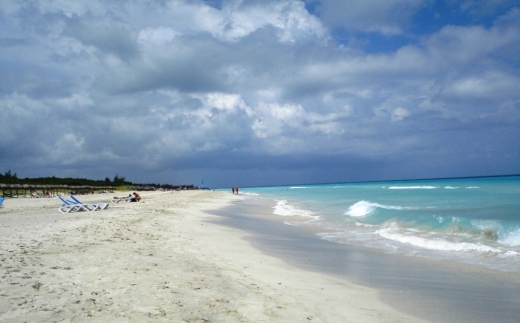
0 0 519 188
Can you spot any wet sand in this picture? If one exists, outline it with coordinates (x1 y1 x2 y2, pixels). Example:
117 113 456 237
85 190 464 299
0 190 429 323
210 195 520 323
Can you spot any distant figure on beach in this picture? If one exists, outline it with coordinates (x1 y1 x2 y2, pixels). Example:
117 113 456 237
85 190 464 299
235 187 239 194
231 186 239 194
231 187 236 194
130 192 141 202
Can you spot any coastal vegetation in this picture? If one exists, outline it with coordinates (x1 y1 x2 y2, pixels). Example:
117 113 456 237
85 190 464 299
0 170 130 186
0 170 196 191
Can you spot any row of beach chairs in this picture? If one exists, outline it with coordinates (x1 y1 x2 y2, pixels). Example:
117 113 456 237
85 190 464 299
0 195 132 213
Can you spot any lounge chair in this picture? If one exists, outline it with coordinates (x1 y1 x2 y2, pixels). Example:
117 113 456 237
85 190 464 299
112 195 132 203
0 197 4 208
57 196 108 213
57 196 93 213
69 195 109 210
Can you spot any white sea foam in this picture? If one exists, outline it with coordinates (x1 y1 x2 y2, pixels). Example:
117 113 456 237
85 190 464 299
273 200 316 217
444 186 459 189
241 192 259 196
290 186 308 189
500 229 520 246
345 200 405 217
376 225 501 253
388 186 438 189
346 201 377 217
434 215 446 223
472 220 500 231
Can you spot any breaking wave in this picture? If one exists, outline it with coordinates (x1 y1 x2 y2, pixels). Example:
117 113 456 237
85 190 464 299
376 225 501 253
273 200 316 218
345 200 405 217
388 186 438 190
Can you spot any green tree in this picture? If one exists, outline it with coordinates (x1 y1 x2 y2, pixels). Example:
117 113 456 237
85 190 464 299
4 169 17 179
113 174 126 186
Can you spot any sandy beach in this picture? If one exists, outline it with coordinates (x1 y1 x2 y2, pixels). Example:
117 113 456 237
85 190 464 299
0 190 430 323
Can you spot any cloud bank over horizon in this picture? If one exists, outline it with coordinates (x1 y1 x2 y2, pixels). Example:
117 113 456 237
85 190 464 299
1 0 519 187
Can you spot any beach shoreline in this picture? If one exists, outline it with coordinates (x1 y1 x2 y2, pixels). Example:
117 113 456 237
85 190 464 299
0 190 430 323
211 194 520 323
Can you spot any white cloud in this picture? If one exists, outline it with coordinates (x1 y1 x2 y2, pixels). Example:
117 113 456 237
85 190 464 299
138 27 178 45
423 24 520 65
200 93 248 112
206 1 328 42
250 101 350 140
0 0 519 186
55 92 94 110
441 71 520 101
50 133 85 164
391 107 411 122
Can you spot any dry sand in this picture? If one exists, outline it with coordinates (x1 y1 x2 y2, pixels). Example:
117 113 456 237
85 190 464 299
0 191 428 323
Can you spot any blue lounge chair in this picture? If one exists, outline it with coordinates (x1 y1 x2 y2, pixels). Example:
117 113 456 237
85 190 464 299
57 196 108 213
57 196 92 213
0 197 4 208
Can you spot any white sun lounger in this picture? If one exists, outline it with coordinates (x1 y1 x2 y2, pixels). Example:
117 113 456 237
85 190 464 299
69 195 109 210
57 196 93 213
111 195 132 203
57 196 108 213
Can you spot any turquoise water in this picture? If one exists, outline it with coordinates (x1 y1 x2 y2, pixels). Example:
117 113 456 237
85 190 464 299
236 176 520 272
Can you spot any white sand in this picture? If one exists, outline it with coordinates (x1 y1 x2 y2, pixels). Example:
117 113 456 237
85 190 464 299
0 191 428 322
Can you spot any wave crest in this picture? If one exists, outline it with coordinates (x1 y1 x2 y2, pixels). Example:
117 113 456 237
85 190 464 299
388 186 438 190
377 224 501 253
273 200 316 217
500 229 520 246
345 200 404 217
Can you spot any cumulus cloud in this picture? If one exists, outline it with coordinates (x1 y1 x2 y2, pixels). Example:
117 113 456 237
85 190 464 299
391 107 411 122
0 0 519 187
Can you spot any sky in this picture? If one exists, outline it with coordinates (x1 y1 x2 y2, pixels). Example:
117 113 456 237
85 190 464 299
0 0 519 188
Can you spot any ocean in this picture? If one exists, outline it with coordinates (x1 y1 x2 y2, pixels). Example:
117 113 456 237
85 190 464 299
236 176 520 273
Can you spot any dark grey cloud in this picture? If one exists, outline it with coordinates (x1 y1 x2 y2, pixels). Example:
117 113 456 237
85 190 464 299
64 15 141 62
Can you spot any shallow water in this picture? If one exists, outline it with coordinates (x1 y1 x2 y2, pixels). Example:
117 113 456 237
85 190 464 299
209 196 520 323
235 176 520 273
